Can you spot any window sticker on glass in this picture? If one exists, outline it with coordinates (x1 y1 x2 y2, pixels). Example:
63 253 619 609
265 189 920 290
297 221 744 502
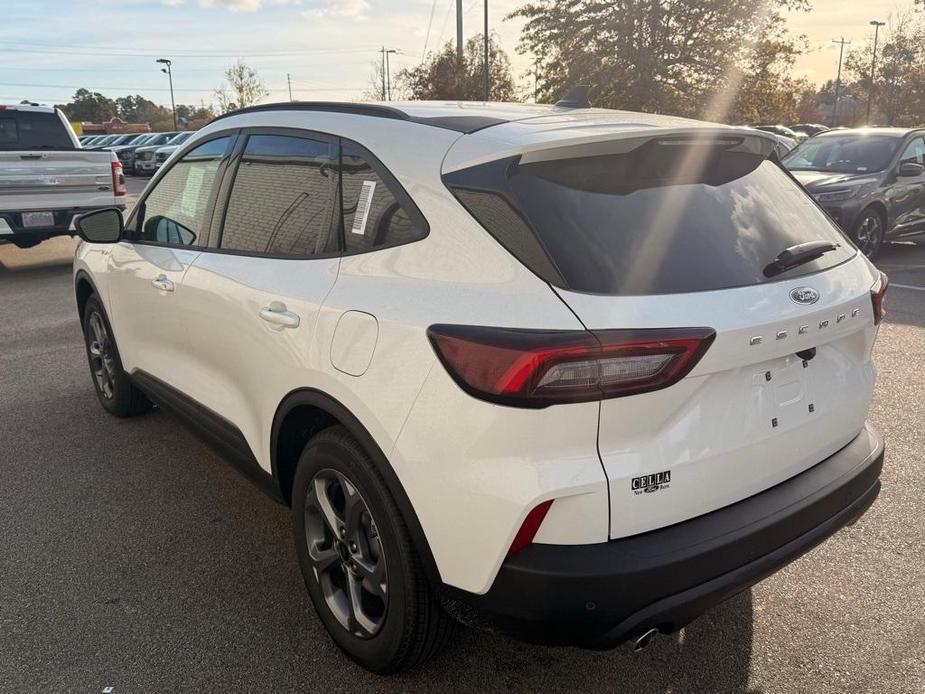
351 180 377 235
180 166 205 217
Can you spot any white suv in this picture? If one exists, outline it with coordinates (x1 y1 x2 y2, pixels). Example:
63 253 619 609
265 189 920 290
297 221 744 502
73 101 886 673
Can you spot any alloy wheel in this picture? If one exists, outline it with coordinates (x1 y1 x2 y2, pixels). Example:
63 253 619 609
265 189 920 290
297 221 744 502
305 469 388 638
855 214 883 257
87 312 116 400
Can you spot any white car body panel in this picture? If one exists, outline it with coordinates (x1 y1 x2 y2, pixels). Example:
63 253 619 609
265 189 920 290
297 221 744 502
73 101 881 597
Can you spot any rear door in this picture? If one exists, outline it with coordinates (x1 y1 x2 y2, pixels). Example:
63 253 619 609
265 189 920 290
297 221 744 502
179 130 341 465
108 135 235 384
444 132 881 538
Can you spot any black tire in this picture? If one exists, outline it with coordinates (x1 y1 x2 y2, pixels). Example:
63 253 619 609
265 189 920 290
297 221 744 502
292 426 454 673
81 295 151 417
851 207 886 259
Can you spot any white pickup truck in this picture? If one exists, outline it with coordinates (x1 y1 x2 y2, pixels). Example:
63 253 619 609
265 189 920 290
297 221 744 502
0 104 125 248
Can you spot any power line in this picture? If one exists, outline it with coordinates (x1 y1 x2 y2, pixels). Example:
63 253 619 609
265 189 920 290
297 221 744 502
421 0 439 61
0 43 379 59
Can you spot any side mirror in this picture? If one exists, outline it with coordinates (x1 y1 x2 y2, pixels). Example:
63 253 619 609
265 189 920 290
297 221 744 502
75 208 124 243
898 162 925 178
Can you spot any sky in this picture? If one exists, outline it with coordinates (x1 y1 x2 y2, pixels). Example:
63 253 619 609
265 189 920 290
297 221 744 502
0 0 904 111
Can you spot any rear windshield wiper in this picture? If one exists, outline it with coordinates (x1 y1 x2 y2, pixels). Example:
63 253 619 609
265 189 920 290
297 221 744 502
763 240 839 278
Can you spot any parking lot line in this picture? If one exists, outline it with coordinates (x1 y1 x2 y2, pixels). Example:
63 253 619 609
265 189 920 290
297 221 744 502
890 283 925 292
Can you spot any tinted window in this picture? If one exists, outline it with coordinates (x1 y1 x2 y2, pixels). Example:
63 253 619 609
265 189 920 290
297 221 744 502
784 134 901 173
219 135 338 257
0 111 74 151
134 137 231 247
341 142 427 253
899 137 925 166
445 140 855 295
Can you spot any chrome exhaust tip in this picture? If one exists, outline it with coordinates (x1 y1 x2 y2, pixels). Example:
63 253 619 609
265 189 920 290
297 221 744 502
632 628 659 652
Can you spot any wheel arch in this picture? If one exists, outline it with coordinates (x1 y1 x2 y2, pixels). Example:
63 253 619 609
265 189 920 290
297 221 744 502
861 200 889 232
74 270 99 331
271 387 441 583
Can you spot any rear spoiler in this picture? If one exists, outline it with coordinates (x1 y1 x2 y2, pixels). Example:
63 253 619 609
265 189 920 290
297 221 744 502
443 126 778 174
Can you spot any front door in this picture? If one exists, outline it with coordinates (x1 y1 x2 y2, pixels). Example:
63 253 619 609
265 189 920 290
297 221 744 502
107 135 235 388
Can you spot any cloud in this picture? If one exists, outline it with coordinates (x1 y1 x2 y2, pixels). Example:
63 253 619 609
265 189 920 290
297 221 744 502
303 0 369 19
162 0 296 11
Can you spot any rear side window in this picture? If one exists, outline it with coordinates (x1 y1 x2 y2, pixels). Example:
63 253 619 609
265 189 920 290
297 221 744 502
0 110 74 151
444 140 856 295
220 134 339 257
135 136 231 247
341 142 427 253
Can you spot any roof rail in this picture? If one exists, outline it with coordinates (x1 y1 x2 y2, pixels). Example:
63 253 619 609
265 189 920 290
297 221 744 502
209 101 412 125
206 101 509 134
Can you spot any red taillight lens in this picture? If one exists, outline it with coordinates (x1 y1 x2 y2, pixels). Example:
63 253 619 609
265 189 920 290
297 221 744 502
427 325 715 407
507 499 554 557
871 272 888 325
111 161 126 196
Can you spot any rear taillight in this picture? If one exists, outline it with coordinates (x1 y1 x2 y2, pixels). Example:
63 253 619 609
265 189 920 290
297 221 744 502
427 325 715 408
111 161 126 196
871 271 888 325
507 499 553 557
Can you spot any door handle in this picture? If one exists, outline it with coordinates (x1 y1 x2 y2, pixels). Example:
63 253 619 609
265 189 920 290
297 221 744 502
259 301 300 329
151 275 175 292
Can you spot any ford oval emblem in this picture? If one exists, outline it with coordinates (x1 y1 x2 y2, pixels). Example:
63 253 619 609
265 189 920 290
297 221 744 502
790 287 820 305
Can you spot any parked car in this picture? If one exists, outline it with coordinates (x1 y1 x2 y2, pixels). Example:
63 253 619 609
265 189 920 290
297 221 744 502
83 134 122 150
0 104 125 249
80 135 108 148
755 124 807 143
791 123 829 138
73 101 886 673
132 132 180 175
107 133 157 175
153 131 196 169
784 127 925 257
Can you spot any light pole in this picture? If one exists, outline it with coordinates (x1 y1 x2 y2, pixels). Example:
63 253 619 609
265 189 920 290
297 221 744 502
156 58 177 130
832 38 850 127
380 48 397 101
866 20 886 123
483 0 489 101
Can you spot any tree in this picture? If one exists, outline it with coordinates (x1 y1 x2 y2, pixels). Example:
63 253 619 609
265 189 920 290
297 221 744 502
845 13 925 127
116 95 168 124
214 60 270 114
398 34 518 101
512 0 807 119
56 88 117 122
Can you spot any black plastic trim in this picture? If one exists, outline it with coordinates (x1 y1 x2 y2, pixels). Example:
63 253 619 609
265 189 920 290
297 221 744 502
130 370 282 502
447 423 884 648
207 101 510 134
271 387 440 582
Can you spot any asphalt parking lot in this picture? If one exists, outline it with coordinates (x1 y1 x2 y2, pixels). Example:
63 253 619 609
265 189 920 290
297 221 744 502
1 193 924 692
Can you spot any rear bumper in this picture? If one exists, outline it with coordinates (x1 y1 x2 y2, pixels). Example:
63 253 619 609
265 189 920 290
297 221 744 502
447 422 883 648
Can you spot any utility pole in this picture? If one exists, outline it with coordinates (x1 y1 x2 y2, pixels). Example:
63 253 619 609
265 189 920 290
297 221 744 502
380 46 386 101
287 73 293 102
534 59 539 103
483 0 489 101
832 38 850 127
386 50 393 101
866 20 886 123
156 58 177 130
456 0 463 63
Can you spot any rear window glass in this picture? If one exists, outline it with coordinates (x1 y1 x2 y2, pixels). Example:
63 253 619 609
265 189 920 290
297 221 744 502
444 140 855 295
0 111 74 151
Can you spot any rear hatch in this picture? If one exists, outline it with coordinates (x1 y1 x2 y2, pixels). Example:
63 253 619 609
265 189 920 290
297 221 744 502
444 125 882 538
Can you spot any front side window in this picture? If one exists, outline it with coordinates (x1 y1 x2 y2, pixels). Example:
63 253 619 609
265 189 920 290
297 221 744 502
340 142 427 253
133 136 231 247
899 137 925 167
220 134 339 257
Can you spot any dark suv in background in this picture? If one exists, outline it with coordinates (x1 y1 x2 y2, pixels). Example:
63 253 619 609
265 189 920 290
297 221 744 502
784 128 925 258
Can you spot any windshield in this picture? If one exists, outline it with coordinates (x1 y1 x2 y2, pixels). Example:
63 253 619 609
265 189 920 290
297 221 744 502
445 140 854 295
784 134 901 174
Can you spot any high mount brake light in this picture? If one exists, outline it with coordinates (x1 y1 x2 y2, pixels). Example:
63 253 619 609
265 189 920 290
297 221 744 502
427 325 716 408
871 272 888 325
